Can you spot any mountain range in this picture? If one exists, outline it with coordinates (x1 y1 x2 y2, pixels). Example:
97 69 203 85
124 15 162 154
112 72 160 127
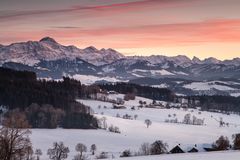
0 37 240 94
0 37 124 66
1 37 240 80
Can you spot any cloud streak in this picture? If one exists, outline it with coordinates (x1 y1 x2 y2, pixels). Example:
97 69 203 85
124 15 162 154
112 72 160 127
2 19 240 48
51 26 80 29
43 19 240 47
0 0 195 20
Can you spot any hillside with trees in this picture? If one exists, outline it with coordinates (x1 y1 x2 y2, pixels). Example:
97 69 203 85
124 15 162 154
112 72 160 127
190 95 240 114
0 67 98 129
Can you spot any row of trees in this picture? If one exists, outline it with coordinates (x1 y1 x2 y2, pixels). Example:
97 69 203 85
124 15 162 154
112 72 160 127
182 113 204 125
121 134 240 158
140 140 168 155
98 82 175 101
212 134 240 151
47 141 119 159
4 103 98 129
120 140 168 157
47 142 97 160
192 95 240 113
99 83 240 114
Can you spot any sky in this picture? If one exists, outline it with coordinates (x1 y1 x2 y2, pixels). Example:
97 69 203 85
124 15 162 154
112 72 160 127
0 0 240 60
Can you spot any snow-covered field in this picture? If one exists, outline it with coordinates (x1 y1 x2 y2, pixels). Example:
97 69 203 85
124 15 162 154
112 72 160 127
30 94 240 159
132 69 175 75
72 74 127 85
151 84 169 88
183 81 237 91
231 93 240 97
114 151 240 160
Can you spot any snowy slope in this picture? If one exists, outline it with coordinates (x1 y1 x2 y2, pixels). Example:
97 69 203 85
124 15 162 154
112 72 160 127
184 81 236 91
29 94 240 159
231 93 240 97
72 74 126 85
132 69 175 76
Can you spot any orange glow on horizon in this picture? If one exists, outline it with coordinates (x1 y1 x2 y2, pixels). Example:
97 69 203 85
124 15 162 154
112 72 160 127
1 0 240 60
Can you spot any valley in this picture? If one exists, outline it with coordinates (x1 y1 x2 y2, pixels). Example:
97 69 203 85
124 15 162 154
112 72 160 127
29 93 240 159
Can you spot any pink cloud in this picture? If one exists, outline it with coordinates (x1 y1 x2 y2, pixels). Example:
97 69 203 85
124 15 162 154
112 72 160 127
1 19 240 48
0 0 197 20
51 19 240 46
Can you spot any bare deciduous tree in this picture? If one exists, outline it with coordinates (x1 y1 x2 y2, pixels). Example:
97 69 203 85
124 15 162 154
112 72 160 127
75 143 87 160
47 142 69 160
120 149 131 157
144 119 152 128
183 113 191 124
139 142 151 155
150 140 168 155
90 144 97 155
116 113 120 118
213 136 230 151
134 114 138 120
35 149 42 160
108 125 121 133
0 110 32 160
100 117 107 129
73 154 89 160
233 133 240 150
25 146 34 160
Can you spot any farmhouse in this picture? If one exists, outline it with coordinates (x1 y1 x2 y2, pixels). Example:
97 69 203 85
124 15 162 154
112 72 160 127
112 103 126 109
116 97 124 105
90 92 108 101
188 147 198 153
169 145 185 154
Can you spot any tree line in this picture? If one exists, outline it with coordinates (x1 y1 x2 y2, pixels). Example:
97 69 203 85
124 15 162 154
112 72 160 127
190 95 240 113
98 82 175 101
0 67 99 129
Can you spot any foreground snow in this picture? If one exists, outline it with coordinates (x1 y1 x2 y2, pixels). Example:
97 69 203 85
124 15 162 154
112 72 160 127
30 94 240 159
113 151 240 160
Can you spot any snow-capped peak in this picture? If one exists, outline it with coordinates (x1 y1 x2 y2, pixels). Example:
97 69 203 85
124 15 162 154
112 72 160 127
0 37 124 66
203 57 220 64
80 47 124 65
39 37 58 44
192 56 202 64
1 37 239 70
223 58 240 66
83 46 99 52
168 55 192 63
